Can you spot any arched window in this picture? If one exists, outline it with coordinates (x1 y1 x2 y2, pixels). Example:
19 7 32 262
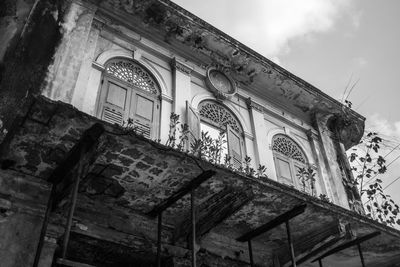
96 58 160 139
198 100 244 168
272 134 310 191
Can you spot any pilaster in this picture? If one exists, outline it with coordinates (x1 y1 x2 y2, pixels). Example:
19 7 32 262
246 98 269 169
314 112 350 209
171 57 193 121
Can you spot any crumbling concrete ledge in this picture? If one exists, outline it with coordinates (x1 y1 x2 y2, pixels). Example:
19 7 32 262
0 96 399 267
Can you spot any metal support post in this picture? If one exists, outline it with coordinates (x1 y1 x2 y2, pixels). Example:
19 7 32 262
33 185 56 267
318 259 323 267
191 189 196 267
285 220 296 267
157 212 163 267
357 243 365 267
61 152 84 258
248 240 254 267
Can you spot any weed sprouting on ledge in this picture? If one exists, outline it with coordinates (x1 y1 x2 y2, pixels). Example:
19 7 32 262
120 113 329 198
296 167 316 196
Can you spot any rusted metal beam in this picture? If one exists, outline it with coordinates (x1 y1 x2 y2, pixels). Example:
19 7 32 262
147 170 216 217
286 220 296 267
311 231 380 263
48 123 105 185
173 188 253 241
191 189 196 267
33 123 104 267
291 235 343 266
61 148 85 258
357 243 365 267
248 240 254 267
236 204 306 242
157 212 162 267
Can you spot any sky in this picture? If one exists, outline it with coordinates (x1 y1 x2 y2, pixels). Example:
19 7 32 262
172 0 400 205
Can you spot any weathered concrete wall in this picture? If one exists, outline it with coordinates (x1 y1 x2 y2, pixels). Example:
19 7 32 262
0 0 62 143
0 170 51 267
0 96 399 267
314 112 350 208
43 1 96 103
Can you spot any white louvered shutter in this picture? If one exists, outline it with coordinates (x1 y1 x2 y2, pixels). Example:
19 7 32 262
130 92 158 139
227 125 243 169
186 101 200 151
101 80 130 125
274 154 295 186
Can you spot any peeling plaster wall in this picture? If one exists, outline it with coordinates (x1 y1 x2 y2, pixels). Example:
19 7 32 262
0 170 51 267
43 1 96 103
315 113 350 208
0 0 62 143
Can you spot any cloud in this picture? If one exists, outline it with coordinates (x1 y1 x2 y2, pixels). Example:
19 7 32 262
173 0 354 59
366 114 400 146
352 57 368 68
351 10 363 29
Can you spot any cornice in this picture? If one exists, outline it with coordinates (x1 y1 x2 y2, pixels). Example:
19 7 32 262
245 97 264 113
171 57 193 75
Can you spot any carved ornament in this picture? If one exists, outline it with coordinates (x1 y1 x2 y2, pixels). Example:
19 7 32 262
205 67 237 100
245 97 264 113
171 58 193 75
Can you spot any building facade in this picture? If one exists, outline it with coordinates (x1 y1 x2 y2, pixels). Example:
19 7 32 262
1 0 399 267
42 0 364 211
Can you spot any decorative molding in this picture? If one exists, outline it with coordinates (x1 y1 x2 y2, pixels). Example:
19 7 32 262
272 134 307 164
205 67 237 100
171 57 193 75
161 94 173 103
198 100 243 134
245 97 264 113
105 59 159 95
244 131 254 140
92 61 105 71
91 18 105 31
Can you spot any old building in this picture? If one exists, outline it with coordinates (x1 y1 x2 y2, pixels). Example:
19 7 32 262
0 0 400 266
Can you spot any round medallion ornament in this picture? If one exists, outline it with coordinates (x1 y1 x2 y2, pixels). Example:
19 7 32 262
206 67 237 100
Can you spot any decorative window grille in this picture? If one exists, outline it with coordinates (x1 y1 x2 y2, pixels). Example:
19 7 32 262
106 60 159 95
198 101 242 133
272 134 307 164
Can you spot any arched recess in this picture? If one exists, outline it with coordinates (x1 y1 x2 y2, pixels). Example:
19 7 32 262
197 99 245 168
191 93 251 135
267 128 314 162
270 131 314 194
95 48 168 96
96 56 162 139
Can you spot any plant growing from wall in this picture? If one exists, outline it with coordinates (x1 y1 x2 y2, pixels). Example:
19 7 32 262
296 167 316 196
166 112 180 148
349 132 400 226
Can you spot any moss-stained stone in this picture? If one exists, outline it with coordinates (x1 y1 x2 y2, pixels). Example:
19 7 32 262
136 161 151 170
149 167 163 176
1 96 399 267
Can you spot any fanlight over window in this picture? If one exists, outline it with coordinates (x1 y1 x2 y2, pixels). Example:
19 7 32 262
198 101 242 134
272 134 310 191
106 60 159 96
198 100 244 168
272 134 307 164
97 58 160 139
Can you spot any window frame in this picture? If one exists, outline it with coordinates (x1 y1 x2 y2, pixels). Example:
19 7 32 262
272 134 312 192
96 58 161 139
197 100 245 168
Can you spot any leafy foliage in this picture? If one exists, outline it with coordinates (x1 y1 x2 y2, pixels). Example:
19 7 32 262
163 112 268 179
296 167 316 196
349 132 400 226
